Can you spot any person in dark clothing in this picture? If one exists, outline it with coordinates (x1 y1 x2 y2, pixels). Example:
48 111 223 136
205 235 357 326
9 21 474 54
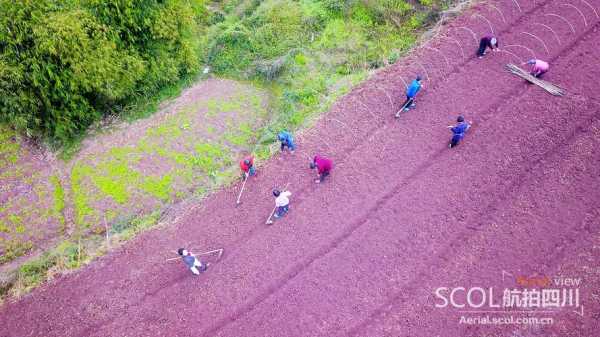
477 35 499 58
177 248 208 275
448 116 472 148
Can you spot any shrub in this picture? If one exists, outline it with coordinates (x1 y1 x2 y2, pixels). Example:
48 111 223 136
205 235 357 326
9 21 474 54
207 24 255 75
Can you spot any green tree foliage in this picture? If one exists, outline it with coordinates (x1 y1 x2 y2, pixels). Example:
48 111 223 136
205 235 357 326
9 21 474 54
0 0 204 144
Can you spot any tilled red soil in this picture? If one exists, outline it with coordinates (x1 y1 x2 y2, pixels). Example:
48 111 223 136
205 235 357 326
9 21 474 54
2 1 600 336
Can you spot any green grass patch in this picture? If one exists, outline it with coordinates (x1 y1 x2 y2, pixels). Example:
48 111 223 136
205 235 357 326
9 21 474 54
141 175 173 202
0 239 33 264
71 164 96 228
50 175 66 230
0 126 21 167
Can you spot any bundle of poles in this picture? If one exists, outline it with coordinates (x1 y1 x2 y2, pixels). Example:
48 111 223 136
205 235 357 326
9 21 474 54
505 63 565 96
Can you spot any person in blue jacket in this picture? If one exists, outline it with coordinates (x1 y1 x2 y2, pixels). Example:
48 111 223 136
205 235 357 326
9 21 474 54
397 76 423 116
277 131 296 153
448 116 472 148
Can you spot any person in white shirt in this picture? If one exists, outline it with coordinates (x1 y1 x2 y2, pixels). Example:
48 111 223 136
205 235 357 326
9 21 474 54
177 248 208 275
273 189 291 218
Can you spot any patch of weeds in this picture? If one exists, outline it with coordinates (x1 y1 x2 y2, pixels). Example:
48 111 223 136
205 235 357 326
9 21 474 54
110 214 137 234
255 145 273 161
219 100 242 113
71 164 96 228
53 241 82 269
14 254 55 291
0 221 9 233
173 167 194 186
92 175 131 204
92 160 141 205
108 147 139 163
141 175 174 202
104 209 118 223
214 169 237 185
224 123 254 147
0 239 33 264
205 125 217 134
146 122 183 139
175 190 186 200
205 99 219 117
249 94 263 109
195 186 207 197
50 175 66 230
57 132 85 161
109 211 162 241
0 126 21 165
9 240 85 297
193 143 232 176
14 224 26 234
33 183 48 202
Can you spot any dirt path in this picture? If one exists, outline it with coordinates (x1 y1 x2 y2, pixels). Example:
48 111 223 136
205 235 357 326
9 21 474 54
1 1 599 336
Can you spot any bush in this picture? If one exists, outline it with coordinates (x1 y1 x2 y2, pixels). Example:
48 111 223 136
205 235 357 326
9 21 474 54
0 0 204 145
207 24 255 75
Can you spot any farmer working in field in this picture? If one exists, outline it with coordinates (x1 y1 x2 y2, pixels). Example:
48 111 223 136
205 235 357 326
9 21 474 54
398 76 423 114
477 35 499 58
273 189 292 219
277 130 296 153
177 248 208 275
448 116 472 148
240 155 256 180
523 59 549 78
310 154 333 183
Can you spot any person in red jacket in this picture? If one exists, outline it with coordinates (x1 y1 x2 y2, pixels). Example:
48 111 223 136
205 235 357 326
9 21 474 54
240 156 256 179
310 155 333 183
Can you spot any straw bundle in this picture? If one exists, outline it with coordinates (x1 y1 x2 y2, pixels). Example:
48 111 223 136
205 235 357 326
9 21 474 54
505 63 565 96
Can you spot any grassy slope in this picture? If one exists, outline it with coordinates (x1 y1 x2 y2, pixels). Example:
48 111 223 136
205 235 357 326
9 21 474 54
205 0 444 135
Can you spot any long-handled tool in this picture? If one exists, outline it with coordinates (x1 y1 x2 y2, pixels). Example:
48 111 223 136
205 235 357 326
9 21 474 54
236 174 248 206
265 205 277 225
395 98 413 118
196 248 224 259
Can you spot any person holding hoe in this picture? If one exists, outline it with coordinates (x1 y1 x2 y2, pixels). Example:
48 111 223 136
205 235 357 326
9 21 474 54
396 76 423 117
448 116 472 148
310 154 333 183
177 248 208 275
273 189 292 219
239 155 256 180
